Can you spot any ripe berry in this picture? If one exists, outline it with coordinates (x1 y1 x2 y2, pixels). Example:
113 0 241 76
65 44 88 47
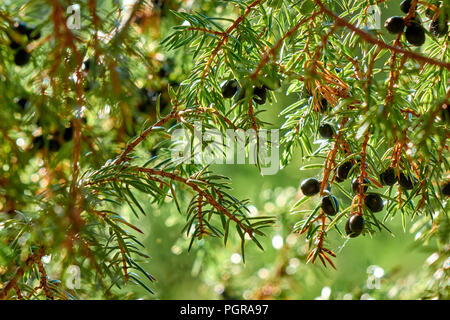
221 80 239 99
344 219 351 234
400 0 412 14
63 126 74 141
300 178 321 196
15 98 30 110
405 23 426 46
345 215 365 238
32 135 44 150
318 123 334 139
385 16 405 34
321 195 339 216
15 22 41 41
234 86 247 102
83 59 91 71
352 178 369 194
364 193 384 212
430 19 449 37
14 49 31 66
442 181 450 197
253 85 267 105
336 161 354 181
398 171 414 190
380 167 397 186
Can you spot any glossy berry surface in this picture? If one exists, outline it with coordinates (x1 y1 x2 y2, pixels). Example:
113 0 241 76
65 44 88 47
398 172 414 190
14 49 30 66
364 193 384 212
336 161 353 181
385 17 405 34
221 80 239 99
83 59 91 71
380 167 397 186
400 0 412 14
318 123 334 139
300 178 321 196
405 23 426 46
234 86 246 102
344 219 352 236
352 178 369 194
321 195 339 216
345 215 365 238
253 85 267 105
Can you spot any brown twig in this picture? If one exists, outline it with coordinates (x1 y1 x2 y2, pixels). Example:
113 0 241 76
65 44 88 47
36 260 53 300
309 22 340 76
201 0 266 79
114 108 179 165
135 167 254 236
306 117 348 268
0 247 46 300
356 129 371 216
250 11 322 79
314 0 450 71
188 27 228 37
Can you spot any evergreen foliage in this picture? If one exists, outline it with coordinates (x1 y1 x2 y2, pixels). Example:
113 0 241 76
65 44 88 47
0 0 448 299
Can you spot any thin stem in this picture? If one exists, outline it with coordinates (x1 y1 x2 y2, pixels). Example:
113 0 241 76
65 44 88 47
136 167 254 236
314 0 450 71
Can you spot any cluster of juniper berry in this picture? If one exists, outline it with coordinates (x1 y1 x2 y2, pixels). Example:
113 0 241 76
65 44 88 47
384 0 448 46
